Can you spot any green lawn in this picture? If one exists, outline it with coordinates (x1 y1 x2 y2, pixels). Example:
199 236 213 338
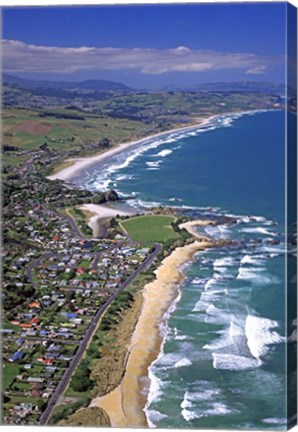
120 215 180 242
2 363 20 391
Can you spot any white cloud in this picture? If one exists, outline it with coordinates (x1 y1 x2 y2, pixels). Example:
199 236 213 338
246 65 267 75
2 39 279 75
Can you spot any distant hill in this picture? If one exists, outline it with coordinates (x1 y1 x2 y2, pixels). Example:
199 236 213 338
3 73 133 93
3 74 287 96
159 81 286 95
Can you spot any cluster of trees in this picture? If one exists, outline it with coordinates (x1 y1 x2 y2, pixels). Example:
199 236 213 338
3 144 19 152
70 359 93 393
3 282 34 311
39 111 85 120
69 289 135 395
171 219 192 240
98 138 111 149
100 291 134 332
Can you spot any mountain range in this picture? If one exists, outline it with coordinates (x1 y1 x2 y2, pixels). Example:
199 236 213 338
3 73 286 95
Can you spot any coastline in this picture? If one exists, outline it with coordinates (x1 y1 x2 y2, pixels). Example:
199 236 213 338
79 203 136 237
46 109 266 185
47 107 276 426
90 234 214 427
46 115 218 183
179 219 217 240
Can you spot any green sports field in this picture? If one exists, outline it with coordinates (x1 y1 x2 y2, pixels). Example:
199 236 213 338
120 215 180 242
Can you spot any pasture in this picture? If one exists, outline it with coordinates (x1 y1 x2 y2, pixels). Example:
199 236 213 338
120 214 179 242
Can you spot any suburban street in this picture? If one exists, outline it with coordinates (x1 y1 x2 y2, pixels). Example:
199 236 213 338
38 243 161 425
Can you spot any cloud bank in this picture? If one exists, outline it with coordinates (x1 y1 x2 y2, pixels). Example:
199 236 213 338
2 39 279 75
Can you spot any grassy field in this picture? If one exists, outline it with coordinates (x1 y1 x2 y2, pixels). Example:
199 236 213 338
2 106 148 167
2 90 278 170
2 363 20 391
120 214 179 242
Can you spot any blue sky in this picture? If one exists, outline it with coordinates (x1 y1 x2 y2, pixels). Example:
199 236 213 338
2 3 286 87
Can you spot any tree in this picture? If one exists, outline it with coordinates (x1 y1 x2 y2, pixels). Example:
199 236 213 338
98 138 111 148
70 360 93 392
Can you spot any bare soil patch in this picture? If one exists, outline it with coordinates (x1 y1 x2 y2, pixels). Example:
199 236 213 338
15 120 52 135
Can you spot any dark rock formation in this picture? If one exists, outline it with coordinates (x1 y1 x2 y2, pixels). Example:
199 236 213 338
104 189 119 202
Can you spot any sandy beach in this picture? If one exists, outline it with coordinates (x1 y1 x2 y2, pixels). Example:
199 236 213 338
47 116 216 183
79 203 136 237
179 219 217 240
90 234 214 427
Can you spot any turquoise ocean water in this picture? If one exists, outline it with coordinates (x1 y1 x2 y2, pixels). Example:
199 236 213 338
73 110 294 429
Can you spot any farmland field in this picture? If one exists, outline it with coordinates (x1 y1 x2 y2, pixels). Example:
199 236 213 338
120 215 179 242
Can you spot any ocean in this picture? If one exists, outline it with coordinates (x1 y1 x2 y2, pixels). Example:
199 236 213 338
73 110 293 429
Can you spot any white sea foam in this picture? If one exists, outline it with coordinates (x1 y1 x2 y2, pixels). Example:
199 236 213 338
240 254 265 265
174 358 192 368
115 173 135 181
181 408 198 422
168 197 183 202
204 276 222 290
205 402 235 417
203 318 243 351
259 245 285 254
146 368 164 405
146 409 168 428
90 114 245 193
236 267 279 284
241 227 277 236
181 398 235 421
204 225 229 240
90 137 171 190
137 199 163 208
245 314 285 360
262 417 287 425
214 257 236 267
181 393 193 410
155 149 173 157
203 304 235 327
191 277 202 285
212 353 261 370
186 385 221 402
213 260 236 276
224 213 270 225
192 289 222 313
175 334 191 341
146 160 162 168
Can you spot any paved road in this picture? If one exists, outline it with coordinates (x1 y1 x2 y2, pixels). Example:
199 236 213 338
27 252 54 287
91 251 102 270
38 244 161 425
58 210 85 240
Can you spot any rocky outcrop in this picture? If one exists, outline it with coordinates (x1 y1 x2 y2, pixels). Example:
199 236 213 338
104 189 119 202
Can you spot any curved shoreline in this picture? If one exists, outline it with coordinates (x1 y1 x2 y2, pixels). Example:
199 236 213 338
47 108 271 426
79 203 136 237
47 116 215 183
90 236 214 427
47 109 266 185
